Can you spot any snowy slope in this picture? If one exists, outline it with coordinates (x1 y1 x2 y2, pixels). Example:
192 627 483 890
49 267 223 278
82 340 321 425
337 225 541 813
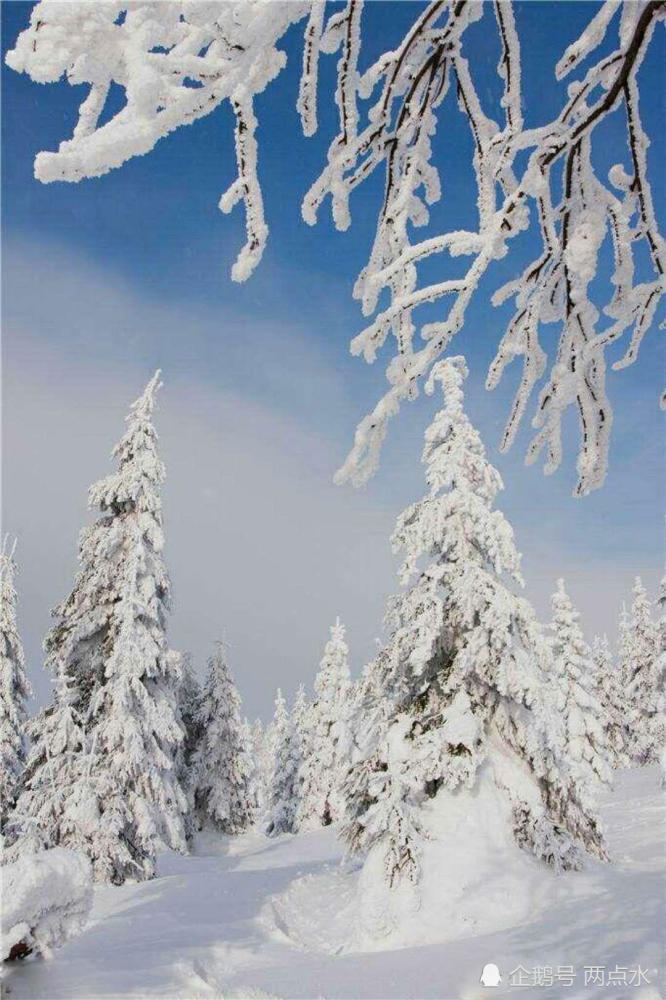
3 767 663 1000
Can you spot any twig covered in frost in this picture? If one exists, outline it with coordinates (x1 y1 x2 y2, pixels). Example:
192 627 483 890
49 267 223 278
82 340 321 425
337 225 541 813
6 1 664 492
6 1 309 281
319 1 665 494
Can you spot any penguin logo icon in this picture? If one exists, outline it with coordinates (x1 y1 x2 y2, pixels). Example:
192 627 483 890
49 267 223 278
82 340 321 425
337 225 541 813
480 963 502 987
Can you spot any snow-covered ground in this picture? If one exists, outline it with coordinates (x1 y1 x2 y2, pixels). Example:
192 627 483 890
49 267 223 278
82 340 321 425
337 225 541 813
4 767 663 1000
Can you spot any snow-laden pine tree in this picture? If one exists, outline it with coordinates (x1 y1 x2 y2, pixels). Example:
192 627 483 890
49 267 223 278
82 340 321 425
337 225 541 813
192 642 254 835
241 715 258 818
8 668 130 883
291 682 313 785
342 358 606 900
248 717 271 821
292 682 310 732
549 580 613 794
617 603 633 689
264 689 300 837
591 634 628 768
291 683 311 830
625 577 660 765
0 539 32 828
5 668 82 859
655 575 666 784
297 620 352 830
176 655 203 842
21 371 187 883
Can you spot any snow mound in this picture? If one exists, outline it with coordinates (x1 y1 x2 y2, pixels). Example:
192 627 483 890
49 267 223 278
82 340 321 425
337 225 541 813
264 764 561 954
1 848 93 960
260 862 358 955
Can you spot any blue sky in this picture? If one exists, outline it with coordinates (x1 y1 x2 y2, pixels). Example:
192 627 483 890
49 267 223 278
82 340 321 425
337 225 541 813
2 2 664 719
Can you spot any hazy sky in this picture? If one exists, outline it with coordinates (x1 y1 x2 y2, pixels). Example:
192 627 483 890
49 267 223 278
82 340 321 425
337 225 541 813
2 3 664 720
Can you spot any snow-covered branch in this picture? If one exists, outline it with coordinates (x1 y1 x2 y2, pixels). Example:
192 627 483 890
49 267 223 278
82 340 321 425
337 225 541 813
6 1 664 492
6 1 309 280
325 0 665 493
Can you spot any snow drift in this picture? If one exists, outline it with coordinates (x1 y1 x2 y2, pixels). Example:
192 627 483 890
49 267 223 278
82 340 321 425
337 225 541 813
2 848 93 960
263 760 586 954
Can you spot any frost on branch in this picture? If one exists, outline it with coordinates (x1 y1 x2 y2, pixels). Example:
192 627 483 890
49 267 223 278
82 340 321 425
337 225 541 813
489 2 665 495
7 2 664 490
303 1 663 494
5 1 309 281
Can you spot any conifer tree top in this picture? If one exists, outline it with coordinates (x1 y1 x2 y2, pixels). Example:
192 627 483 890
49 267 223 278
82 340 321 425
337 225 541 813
89 370 164 517
314 619 351 704
274 689 287 720
0 536 30 689
393 355 523 589
553 578 578 616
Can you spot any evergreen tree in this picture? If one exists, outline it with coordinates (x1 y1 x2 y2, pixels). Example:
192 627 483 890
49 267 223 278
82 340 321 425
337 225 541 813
342 358 606 896
655 575 666 784
18 372 187 883
192 642 254 835
9 669 131 882
291 683 311 830
176 655 203 841
264 689 300 836
7 669 82 860
248 717 270 820
550 581 613 793
0 539 32 828
625 578 660 765
591 634 627 767
292 683 310 743
617 603 633 689
297 620 352 830
241 715 258 819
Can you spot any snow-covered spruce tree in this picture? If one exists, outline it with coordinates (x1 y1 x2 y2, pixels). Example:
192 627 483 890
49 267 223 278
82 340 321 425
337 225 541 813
176 655 203 842
0 539 32 828
549 580 613 793
241 715 259 818
8 3 663 496
8 668 130 883
292 683 311 746
27 371 187 883
291 682 314 812
4 669 82 860
341 357 606 898
297 620 352 830
248 717 271 820
6 674 78 861
591 634 628 767
655 575 666 783
625 577 660 765
291 683 311 829
617 602 634 689
192 642 254 835
264 689 300 837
